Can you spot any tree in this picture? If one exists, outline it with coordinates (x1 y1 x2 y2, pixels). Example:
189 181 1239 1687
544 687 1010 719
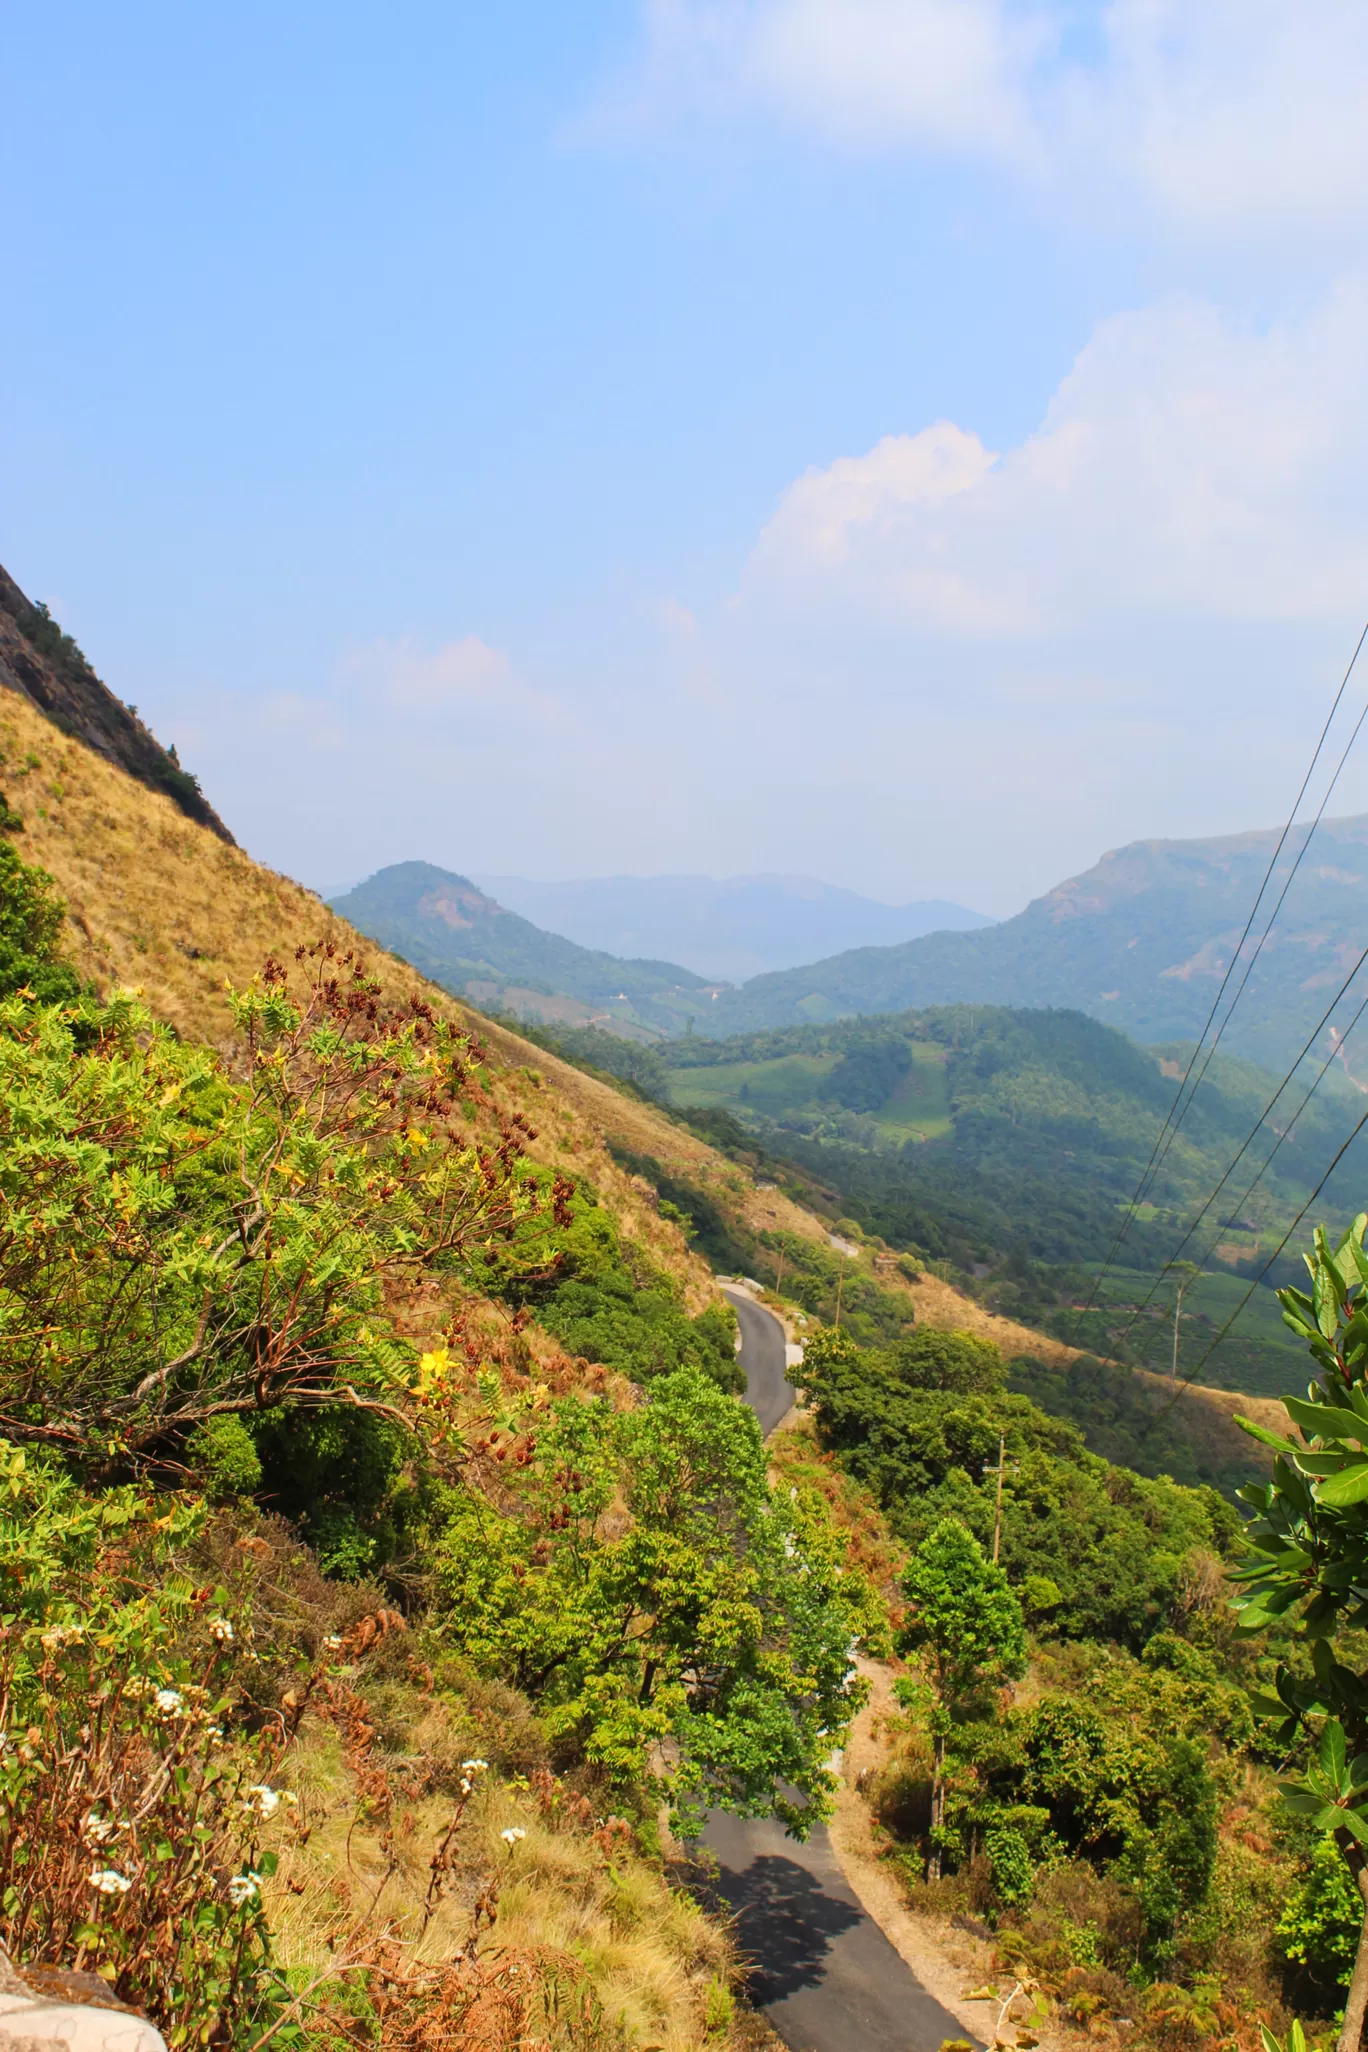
897 1517 1025 1878
1233 1214 1368 2052
435 1365 874 1837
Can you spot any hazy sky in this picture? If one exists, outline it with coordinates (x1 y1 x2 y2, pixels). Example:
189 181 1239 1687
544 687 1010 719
6 2 1368 917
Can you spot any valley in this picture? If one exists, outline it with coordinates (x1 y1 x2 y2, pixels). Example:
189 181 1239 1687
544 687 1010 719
0 576 1363 2051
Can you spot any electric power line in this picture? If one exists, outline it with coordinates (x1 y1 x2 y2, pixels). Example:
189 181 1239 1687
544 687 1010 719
1125 673 1368 1222
1087 946 1368 1371
1145 1096 1368 1432
1067 618 1368 1347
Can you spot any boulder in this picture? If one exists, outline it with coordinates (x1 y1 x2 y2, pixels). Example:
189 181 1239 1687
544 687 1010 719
0 1990 166 2052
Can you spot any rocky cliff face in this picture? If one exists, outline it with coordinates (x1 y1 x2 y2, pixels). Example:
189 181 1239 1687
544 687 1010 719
0 563 235 844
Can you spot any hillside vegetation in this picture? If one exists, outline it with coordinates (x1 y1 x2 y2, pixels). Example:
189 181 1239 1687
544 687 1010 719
542 1005 1364 1396
6 664 1354 2050
698 814 1368 1071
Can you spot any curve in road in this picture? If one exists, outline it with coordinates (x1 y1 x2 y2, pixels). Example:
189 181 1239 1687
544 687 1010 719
709 1286 983 2052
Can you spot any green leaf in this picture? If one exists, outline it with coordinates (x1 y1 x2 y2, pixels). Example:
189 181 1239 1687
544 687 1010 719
1316 1461 1368 1507
1278 1783 1335 1815
1285 1396 1368 1443
1236 1414 1297 1455
1339 1805 1368 1847
1321 1719 1348 1784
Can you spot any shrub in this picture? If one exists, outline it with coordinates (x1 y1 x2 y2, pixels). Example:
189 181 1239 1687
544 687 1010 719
0 945 552 1467
986 1826 1035 1908
0 1445 289 2042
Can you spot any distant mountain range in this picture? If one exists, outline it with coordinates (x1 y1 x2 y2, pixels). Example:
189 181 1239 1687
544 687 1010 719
470 872 991 983
329 863 719 1038
334 817 1368 1075
700 816 1368 1070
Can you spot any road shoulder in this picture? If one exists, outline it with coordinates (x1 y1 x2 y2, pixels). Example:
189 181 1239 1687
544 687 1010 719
827 1658 1067 2052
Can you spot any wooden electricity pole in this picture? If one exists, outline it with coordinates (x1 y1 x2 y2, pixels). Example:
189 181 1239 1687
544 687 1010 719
993 1435 1007 1563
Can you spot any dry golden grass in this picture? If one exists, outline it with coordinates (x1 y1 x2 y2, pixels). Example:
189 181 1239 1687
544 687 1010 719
268 1715 738 2051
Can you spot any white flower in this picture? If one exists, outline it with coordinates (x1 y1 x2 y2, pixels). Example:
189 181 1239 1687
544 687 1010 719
323 1634 343 1650
40 1625 81 1651
154 1689 184 1716
208 1617 234 1644
88 1868 132 1895
227 1872 262 1907
460 1777 473 1795
244 1785 281 1819
205 1724 224 1743
500 1827 526 1847
82 1811 119 1846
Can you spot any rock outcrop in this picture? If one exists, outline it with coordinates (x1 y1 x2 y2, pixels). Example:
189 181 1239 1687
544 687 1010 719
0 564 234 845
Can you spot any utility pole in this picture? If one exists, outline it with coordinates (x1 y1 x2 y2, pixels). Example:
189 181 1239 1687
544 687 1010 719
775 1245 785 1296
834 1249 847 1330
1170 1263 1199 1389
992 1435 1006 1563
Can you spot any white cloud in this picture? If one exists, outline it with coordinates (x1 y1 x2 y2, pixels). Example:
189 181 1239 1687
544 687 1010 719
347 634 516 709
603 0 1036 152
746 285 1368 633
610 0 1368 235
1086 0 1368 234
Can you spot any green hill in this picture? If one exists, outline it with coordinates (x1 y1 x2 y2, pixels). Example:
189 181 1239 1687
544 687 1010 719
657 1004 1368 1395
701 814 1368 1072
331 861 719 1037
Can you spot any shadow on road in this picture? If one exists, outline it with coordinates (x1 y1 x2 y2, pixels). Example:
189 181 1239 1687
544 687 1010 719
708 1851 865 2005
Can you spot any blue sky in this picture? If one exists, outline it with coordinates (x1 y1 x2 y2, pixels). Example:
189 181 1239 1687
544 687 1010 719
5 1 1368 916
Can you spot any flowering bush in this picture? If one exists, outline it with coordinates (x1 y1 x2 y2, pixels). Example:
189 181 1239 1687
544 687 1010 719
0 943 550 1468
0 1443 300 2044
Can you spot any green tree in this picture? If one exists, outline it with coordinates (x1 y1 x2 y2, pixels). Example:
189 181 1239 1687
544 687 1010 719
798 1324 1235 1648
1232 1213 1368 2051
435 1365 872 1837
1278 1835 1365 2009
897 1517 1025 1877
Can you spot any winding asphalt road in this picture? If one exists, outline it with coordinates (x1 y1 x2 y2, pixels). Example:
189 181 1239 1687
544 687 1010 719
706 1286 982 2052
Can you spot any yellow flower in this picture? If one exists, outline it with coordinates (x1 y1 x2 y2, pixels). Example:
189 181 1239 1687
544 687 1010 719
418 1347 450 1394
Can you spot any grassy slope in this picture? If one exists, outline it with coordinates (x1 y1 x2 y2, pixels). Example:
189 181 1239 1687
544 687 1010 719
0 689 710 1315
0 684 1277 1472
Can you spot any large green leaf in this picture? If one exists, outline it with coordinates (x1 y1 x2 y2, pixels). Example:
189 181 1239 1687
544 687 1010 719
1236 1414 1296 1455
1284 1396 1368 1444
1315 1461 1368 1508
1320 1719 1347 1785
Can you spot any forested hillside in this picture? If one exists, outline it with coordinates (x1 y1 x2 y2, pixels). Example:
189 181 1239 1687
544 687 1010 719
542 1004 1368 1395
779 1313 1368 2048
0 560 233 841
699 815 1368 1072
